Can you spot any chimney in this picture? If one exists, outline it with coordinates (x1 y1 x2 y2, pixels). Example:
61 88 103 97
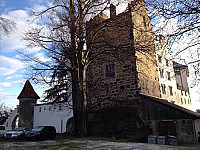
110 4 116 18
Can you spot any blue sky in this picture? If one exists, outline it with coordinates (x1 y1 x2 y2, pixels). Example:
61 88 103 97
0 0 49 108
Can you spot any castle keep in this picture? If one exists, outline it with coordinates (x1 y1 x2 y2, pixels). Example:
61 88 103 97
3 0 200 144
86 0 200 143
86 0 160 108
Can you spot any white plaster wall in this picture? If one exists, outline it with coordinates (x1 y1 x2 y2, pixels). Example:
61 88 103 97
4 107 18 131
155 35 191 109
155 35 178 103
33 102 73 133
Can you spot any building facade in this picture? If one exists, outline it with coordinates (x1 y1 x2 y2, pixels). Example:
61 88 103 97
86 0 199 143
86 0 160 109
173 61 191 109
33 102 73 133
155 35 191 109
17 80 40 128
3 0 198 143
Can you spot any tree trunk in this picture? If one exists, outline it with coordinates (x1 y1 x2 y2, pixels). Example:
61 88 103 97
70 0 87 137
71 65 87 137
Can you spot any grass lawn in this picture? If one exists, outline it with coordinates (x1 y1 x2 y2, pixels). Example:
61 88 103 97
0 137 200 150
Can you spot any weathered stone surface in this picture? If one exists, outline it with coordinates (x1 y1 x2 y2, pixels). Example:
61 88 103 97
18 98 37 128
86 0 160 111
87 105 150 140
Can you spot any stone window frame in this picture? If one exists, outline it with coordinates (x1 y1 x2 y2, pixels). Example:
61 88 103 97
105 64 115 77
168 86 173 96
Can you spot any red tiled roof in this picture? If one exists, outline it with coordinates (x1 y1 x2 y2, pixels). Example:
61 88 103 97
17 80 40 99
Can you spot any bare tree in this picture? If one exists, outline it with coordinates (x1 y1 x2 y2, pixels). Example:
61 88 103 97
0 0 15 36
22 0 200 137
0 102 11 125
146 0 200 86
22 0 116 137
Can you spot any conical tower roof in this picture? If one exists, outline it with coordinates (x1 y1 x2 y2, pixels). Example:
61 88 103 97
17 80 40 99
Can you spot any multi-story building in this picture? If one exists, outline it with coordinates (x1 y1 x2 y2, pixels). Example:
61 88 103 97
85 0 200 143
173 61 191 109
3 0 199 144
86 0 160 108
155 35 178 103
155 35 191 109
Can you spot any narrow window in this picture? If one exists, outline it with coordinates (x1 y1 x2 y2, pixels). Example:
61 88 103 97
181 98 183 104
59 104 62 110
184 99 186 104
143 16 147 28
39 107 41 112
159 68 164 78
169 86 173 96
158 55 162 63
185 91 187 96
106 64 115 77
161 84 166 94
49 107 51 111
167 72 171 80
165 59 169 66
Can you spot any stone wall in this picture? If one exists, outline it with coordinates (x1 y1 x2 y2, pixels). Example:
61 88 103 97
18 98 37 128
87 104 150 141
86 0 160 108
130 0 160 97
86 11 140 108
195 119 200 142
176 119 196 143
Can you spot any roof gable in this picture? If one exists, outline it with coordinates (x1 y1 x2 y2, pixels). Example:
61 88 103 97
17 80 40 99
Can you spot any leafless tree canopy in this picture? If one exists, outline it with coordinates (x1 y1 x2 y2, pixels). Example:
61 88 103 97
21 0 200 136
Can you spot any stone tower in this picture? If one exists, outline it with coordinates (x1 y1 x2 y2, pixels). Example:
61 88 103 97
17 80 40 128
86 0 160 108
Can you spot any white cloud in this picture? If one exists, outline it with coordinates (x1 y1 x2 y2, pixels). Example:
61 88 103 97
1 7 46 53
35 52 51 63
0 92 18 109
0 82 12 87
0 55 25 76
6 74 23 80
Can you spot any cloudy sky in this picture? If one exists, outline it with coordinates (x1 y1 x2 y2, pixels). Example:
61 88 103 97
0 0 49 108
0 0 199 111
